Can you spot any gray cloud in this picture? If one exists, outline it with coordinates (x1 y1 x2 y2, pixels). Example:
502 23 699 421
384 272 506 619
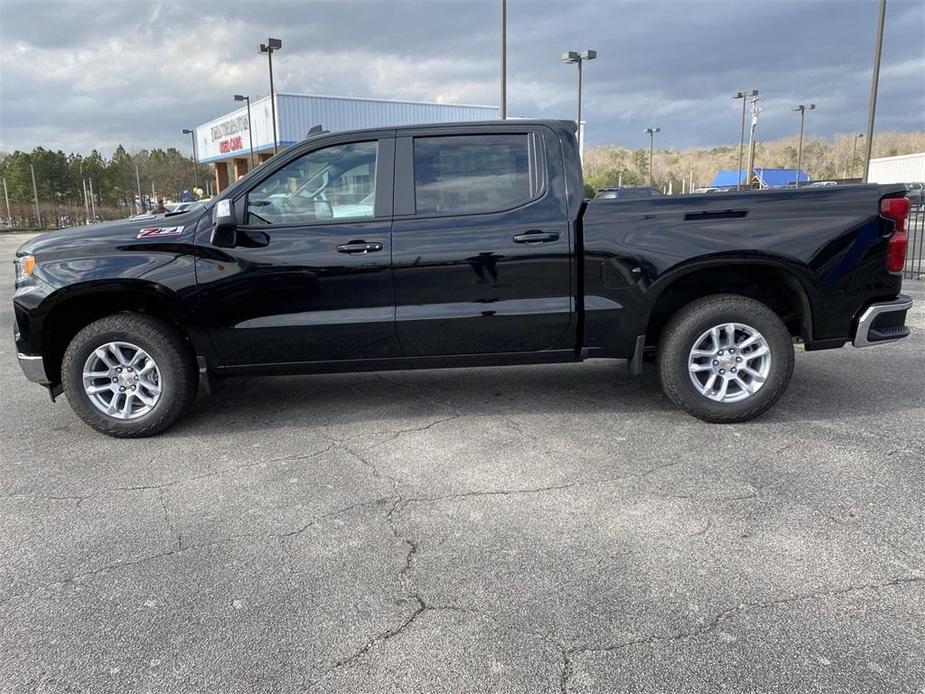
0 0 922 155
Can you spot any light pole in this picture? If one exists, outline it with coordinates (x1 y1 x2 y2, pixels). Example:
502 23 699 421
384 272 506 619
500 0 507 119
733 90 758 190
850 133 864 177
644 127 660 186
863 0 886 182
234 94 256 168
562 49 597 154
259 37 282 155
792 104 815 188
182 128 199 189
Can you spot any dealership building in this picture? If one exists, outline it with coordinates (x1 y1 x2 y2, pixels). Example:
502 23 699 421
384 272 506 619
194 93 499 193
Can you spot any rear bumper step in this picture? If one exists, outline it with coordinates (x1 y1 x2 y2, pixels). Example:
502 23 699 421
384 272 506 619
852 294 913 348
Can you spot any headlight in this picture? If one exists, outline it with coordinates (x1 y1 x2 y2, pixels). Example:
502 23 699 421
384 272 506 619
14 255 35 284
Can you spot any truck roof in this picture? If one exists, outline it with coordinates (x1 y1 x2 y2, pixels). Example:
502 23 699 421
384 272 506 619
301 118 578 141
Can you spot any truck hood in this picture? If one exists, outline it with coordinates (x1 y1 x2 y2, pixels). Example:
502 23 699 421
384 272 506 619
17 208 207 257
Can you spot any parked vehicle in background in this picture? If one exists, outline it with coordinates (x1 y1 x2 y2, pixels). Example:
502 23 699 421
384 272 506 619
13 120 913 436
165 201 203 214
904 182 924 208
594 186 663 200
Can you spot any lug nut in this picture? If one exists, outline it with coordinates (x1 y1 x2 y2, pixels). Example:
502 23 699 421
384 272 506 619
119 386 126 392
112 377 118 383
719 369 725 374
736 357 742 363
717 350 724 355
134 375 139 381
131 385 136 391
731 367 737 373
729 348 735 353
712 360 719 365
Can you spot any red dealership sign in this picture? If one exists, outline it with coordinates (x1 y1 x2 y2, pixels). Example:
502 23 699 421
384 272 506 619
219 135 243 154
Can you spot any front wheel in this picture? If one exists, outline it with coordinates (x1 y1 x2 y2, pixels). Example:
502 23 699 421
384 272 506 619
657 294 794 423
61 314 198 437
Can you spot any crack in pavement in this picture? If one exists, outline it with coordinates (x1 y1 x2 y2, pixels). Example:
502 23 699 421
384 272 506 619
395 459 686 507
556 575 925 691
563 573 924 656
0 442 340 507
0 496 393 608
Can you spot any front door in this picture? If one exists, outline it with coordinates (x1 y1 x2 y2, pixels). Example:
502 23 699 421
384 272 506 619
196 136 399 367
390 128 573 356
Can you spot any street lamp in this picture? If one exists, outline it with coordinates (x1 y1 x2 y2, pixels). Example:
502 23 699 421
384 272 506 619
733 90 758 190
234 94 256 169
792 104 815 188
181 128 199 188
259 37 282 155
562 49 597 153
644 127 660 186
850 132 864 177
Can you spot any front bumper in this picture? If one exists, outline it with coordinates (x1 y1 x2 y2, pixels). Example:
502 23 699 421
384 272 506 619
17 352 50 384
852 294 913 347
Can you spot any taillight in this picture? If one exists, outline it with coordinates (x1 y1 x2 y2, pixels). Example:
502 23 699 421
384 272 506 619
881 197 909 273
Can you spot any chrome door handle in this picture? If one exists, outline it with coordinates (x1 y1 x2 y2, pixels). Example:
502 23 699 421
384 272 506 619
513 231 559 244
337 241 383 254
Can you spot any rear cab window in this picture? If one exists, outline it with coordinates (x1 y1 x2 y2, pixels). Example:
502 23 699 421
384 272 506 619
412 134 542 216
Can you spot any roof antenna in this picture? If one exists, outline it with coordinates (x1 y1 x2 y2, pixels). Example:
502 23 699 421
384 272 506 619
305 124 328 137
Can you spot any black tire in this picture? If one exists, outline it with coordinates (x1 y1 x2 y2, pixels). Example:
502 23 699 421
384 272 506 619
61 314 198 437
657 294 794 423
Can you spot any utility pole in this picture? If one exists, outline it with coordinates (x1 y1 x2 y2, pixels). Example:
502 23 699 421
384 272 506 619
135 164 143 213
82 177 90 223
689 169 694 193
863 0 886 182
88 178 97 220
745 95 761 189
500 0 507 119
733 90 757 190
2 178 11 226
29 164 41 228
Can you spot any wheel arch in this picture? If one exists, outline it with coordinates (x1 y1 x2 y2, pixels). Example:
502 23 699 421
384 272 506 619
643 257 815 348
37 280 193 385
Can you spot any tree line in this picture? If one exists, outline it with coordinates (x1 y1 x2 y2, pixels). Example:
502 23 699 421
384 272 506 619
0 145 212 228
583 131 925 194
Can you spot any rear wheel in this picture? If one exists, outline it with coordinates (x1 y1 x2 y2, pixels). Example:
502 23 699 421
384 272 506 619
657 294 794 423
62 314 198 437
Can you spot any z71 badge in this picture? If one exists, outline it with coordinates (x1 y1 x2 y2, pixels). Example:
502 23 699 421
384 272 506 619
137 226 185 239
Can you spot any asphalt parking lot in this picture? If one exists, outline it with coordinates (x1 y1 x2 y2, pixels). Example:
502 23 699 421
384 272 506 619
1 231 923 693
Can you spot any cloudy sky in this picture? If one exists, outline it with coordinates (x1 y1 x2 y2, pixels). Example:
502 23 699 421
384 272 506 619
1 0 923 156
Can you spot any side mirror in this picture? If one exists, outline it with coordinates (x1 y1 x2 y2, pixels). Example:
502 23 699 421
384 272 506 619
210 199 237 248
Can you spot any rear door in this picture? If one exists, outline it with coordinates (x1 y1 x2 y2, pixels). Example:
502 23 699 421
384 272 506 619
195 135 399 367
390 126 573 356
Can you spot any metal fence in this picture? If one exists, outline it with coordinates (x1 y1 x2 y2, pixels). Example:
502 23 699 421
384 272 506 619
907 202 925 280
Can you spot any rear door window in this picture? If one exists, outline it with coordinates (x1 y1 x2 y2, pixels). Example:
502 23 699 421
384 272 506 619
412 134 537 215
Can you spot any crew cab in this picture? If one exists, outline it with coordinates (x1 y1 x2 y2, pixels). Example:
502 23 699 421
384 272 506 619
12 120 913 437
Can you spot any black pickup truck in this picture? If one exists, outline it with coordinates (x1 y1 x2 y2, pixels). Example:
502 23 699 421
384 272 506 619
12 120 913 437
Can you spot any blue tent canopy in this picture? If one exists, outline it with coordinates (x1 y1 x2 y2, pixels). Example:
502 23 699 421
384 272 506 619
710 168 810 188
